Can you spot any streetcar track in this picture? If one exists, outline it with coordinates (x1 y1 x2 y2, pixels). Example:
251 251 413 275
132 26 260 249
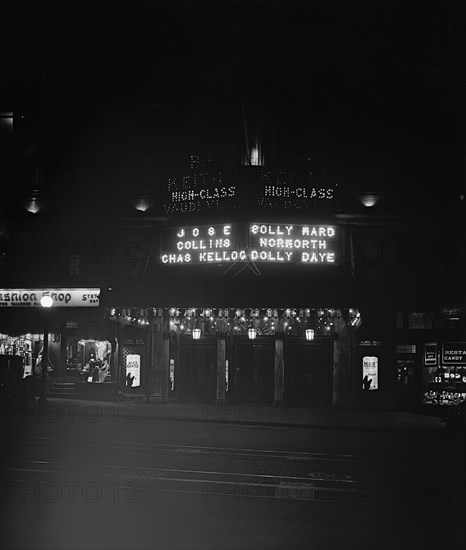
1 473 448 509
0 460 357 486
0 435 372 463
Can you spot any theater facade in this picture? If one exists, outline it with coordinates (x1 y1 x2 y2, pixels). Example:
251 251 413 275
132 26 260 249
1 159 465 410
104 218 363 407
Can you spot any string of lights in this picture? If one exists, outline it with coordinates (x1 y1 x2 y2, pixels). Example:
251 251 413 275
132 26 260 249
105 307 362 336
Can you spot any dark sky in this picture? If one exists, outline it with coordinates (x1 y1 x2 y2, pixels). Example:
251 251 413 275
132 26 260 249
1 0 465 198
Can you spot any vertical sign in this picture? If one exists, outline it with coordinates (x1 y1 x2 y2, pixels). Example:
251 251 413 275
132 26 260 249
362 356 378 390
225 359 229 392
126 354 141 388
169 358 175 391
424 343 437 366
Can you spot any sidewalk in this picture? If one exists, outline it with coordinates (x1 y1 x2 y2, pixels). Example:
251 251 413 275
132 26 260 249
38 397 447 433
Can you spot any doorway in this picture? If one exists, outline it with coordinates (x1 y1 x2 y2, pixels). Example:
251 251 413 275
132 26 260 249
285 344 333 404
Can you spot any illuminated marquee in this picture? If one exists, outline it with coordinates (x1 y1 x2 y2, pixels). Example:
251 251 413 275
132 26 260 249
160 224 246 264
249 223 337 263
160 223 340 265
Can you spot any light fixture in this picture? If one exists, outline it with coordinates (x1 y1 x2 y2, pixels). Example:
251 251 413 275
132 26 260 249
359 193 379 207
248 328 257 340
192 328 201 340
305 329 315 341
40 295 53 308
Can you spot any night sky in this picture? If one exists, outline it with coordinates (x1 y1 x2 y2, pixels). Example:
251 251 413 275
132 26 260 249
1 0 465 206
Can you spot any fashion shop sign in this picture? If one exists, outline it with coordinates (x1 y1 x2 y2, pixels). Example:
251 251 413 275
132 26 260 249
160 222 339 265
0 289 100 307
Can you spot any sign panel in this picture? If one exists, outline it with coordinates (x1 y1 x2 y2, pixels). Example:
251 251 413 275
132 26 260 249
0 289 100 307
161 163 337 216
362 356 378 390
424 343 437 366
160 224 245 264
160 222 340 265
442 343 466 366
249 223 338 263
126 354 141 388
439 305 464 319
359 340 382 347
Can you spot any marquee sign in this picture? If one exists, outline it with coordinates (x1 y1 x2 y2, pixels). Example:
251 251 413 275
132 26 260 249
160 224 243 264
249 223 337 263
160 222 340 265
162 164 338 215
0 289 100 307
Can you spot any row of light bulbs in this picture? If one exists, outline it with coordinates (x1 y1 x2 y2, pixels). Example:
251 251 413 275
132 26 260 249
191 327 316 341
108 307 359 320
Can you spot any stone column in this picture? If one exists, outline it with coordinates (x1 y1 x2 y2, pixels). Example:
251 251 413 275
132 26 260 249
332 337 341 406
332 317 353 408
59 322 67 380
216 336 226 404
161 317 170 402
273 336 285 406
147 317 163 401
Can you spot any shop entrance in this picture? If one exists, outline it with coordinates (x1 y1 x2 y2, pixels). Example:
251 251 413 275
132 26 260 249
395 358 421 406
232 342 274 403
178 343 216 402
285 344 333 404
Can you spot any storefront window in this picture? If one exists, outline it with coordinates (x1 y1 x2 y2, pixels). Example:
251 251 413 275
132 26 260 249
77 339 112 383
0 332 60 377
0 333 34 377
408 312 434 329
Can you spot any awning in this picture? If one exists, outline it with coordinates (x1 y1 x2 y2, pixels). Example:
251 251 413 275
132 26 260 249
0 306 113 339
103 271 363 309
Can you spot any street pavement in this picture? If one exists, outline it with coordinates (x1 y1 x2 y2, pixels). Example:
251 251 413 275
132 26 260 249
1 399 465 550
11 396 447 432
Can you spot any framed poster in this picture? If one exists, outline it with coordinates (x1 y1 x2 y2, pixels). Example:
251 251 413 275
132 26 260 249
362 356 378 390
126 354 141 388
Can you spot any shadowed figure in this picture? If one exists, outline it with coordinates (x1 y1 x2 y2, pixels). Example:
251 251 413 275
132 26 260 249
362 375 372 391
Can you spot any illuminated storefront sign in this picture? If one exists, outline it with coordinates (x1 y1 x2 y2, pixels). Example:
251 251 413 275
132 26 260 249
424 343 437 366
126 354 141 388
362 356 378 390
442 343 466 366
160 223 340 265
439 305 464 319
0 289 100 307
249 223 337 263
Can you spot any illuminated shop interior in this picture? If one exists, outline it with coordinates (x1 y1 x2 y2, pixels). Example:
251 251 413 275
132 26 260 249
0 331 60 377
66 338 113 382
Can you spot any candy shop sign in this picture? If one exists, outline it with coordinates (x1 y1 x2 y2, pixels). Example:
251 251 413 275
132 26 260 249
0 289 100 307
442 343 466 366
